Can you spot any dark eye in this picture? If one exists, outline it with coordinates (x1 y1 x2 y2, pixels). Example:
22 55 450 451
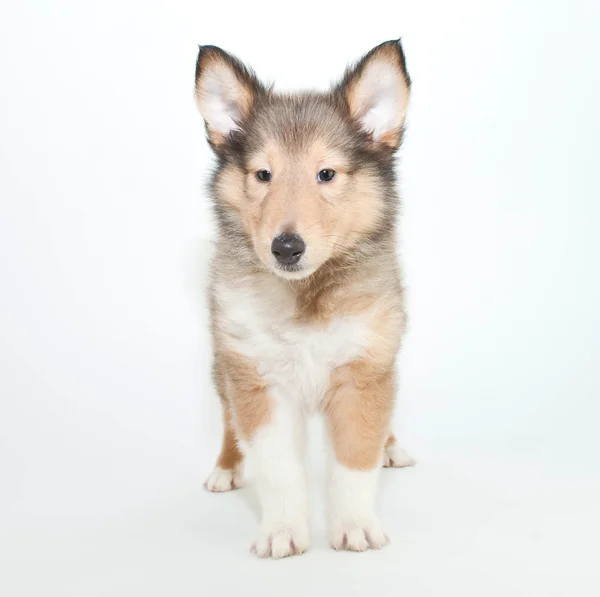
256 169 272 182
317 169 336 183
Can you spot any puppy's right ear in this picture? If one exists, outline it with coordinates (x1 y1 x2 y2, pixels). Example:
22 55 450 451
194 45 262 150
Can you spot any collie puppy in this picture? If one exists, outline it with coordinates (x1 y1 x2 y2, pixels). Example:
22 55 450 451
195 40 414 558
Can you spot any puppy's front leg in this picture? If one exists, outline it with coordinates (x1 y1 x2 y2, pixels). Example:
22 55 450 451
325 362 394 551
248 390 309 559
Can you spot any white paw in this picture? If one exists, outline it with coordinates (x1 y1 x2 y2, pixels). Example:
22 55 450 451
383 443 416 468
204 466 244 492
330 516 389 552
251 522 310 559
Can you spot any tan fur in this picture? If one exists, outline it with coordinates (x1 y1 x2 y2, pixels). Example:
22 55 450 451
213 347 272 441
325 361 395 469
215 404 244 471
323 293 404 468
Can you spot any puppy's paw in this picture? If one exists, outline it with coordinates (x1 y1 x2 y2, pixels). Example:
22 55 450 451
204 466 244 492
383 443 416 468
330 516 389 552
251 523 310 559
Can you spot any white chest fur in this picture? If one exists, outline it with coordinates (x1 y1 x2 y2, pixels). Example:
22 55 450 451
215 277 370 412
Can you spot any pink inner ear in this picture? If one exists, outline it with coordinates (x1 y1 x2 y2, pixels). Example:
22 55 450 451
195 51 257 144
341 42 410 148
348 59 409 142
197 65 245 136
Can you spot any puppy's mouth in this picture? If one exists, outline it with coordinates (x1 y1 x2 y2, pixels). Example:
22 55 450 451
272 261 317 281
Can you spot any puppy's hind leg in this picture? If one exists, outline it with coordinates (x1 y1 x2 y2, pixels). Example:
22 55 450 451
205 405 245 492
205 357 244 493
383 432 416 468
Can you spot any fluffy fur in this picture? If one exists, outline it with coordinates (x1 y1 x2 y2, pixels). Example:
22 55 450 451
195 40 414 558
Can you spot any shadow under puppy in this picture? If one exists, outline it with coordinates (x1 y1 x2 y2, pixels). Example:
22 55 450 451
195 39 415 558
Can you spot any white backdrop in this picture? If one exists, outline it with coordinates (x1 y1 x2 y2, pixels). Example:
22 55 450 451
1 1 599 595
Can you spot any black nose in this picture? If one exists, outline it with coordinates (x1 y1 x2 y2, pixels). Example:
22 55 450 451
271 233 306 265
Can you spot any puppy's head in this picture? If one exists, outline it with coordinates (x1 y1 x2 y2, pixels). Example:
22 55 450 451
195 41 410 280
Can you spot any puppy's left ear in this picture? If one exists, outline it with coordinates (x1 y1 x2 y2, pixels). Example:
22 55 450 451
338 40 411 150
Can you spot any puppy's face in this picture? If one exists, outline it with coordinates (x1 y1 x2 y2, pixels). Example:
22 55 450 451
195 42 410 279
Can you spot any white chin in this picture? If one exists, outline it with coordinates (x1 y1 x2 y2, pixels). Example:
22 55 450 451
272 264 317 280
